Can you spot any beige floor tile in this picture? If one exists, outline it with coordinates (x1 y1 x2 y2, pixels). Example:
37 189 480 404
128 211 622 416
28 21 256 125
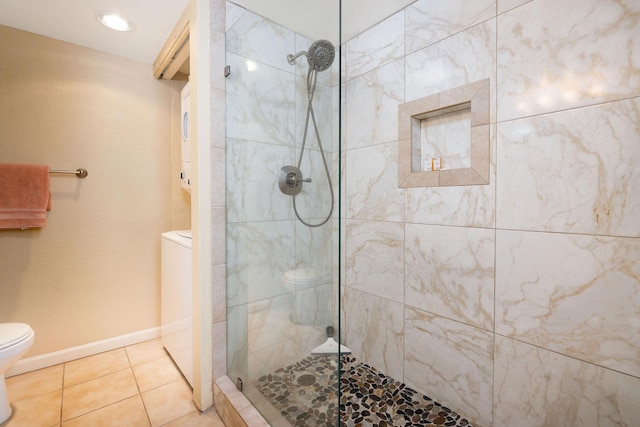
3 389 62 427
63 348 130 387
161 409 226 427
61 395 150 427
126 339 167 367
6 365 63 401
132 356 182 392
2 342 220 427
61 368 139 421
125 338 167 366
142 379 195 427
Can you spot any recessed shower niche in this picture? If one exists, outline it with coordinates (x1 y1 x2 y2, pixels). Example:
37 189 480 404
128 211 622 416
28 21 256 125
398 79 490 187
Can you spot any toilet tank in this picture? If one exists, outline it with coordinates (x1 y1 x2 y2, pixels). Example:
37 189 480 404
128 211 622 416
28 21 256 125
161 230 193 387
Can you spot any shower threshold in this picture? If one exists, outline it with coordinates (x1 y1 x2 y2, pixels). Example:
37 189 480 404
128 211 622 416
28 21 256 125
255 354 477 427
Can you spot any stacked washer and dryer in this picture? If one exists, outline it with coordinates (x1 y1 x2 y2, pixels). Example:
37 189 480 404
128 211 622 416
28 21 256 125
161 82 193 387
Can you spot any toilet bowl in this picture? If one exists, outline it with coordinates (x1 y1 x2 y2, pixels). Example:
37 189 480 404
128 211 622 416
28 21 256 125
283 267 332 326
0 323 35 423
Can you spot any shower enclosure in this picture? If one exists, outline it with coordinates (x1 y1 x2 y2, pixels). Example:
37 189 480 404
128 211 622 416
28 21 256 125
225 2 342 425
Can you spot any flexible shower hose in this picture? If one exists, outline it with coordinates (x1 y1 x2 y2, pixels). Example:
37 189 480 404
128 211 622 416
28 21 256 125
292 66 335 228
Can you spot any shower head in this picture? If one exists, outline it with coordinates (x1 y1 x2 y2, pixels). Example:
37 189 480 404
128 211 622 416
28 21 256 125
307 39 335 72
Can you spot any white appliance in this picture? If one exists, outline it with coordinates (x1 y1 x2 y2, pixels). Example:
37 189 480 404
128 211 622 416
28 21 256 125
161 230 193 387
180 81 191 193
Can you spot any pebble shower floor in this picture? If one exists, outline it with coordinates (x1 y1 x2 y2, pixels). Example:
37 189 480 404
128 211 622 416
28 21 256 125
255 355 477 427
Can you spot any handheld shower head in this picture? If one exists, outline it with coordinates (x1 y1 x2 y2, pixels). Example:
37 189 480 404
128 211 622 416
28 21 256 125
282 39 337 227
307 39 335 71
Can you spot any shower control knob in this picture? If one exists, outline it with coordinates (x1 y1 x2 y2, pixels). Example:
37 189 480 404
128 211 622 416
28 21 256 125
286 173 311 185
278 166 308 196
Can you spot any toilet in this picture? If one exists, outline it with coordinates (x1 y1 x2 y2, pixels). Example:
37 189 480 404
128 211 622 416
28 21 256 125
283 267 332 326
0 323 35 423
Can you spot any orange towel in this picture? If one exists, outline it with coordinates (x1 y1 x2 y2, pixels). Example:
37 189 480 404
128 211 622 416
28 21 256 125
0 163 51 229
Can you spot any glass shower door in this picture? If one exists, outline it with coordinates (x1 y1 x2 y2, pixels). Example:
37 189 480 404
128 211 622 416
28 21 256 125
225 1 341 425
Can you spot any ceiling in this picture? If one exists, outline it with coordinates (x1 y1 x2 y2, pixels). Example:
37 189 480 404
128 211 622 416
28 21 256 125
0 0 191 64
0 0 414 64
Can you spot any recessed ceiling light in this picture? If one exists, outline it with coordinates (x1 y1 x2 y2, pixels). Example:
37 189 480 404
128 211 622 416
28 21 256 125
95 11 134 32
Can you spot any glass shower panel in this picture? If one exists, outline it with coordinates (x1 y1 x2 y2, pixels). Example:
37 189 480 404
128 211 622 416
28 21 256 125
225 1 341 425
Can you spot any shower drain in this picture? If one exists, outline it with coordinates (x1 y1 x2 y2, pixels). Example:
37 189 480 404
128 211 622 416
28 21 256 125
296 373 317 386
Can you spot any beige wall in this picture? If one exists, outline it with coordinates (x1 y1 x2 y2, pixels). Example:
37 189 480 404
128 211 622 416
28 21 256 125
0 25 190 357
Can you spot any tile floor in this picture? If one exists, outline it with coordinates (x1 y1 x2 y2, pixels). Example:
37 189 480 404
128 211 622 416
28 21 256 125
3 339 227 427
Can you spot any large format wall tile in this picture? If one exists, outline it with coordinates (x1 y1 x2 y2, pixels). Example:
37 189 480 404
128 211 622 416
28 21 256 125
405 19 497 122
404 308 493 427
343 288 404 380
295 220 332 272
497 0 531 14
226 303 248 379
496 230 640 378
405 180 495 228
405 0 496 55
226 220 295 307
494 336 640 427
405 224 495 331
286 147 335 223
345 12 404 80
345 142 405 221
497 98 640 237
226 7 295 71
332 84 341 153
497 0 640 121
247 295 299 379
345 59 404 150
212 321 227 381
345 220 404 303
247 295 295 354
295 78 333 152
226 138 295 223
211 147 226 207
225 1 245 32
226 52 295 145
405 125 496 228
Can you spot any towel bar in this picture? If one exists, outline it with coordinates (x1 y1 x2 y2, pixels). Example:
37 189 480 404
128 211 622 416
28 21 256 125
49 168 88 178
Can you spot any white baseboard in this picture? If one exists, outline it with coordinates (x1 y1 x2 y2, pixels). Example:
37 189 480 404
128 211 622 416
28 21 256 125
6 327 161 377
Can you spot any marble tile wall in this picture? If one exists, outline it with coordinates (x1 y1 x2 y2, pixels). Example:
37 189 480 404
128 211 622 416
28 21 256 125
342 0 640 425
224 1 338 390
